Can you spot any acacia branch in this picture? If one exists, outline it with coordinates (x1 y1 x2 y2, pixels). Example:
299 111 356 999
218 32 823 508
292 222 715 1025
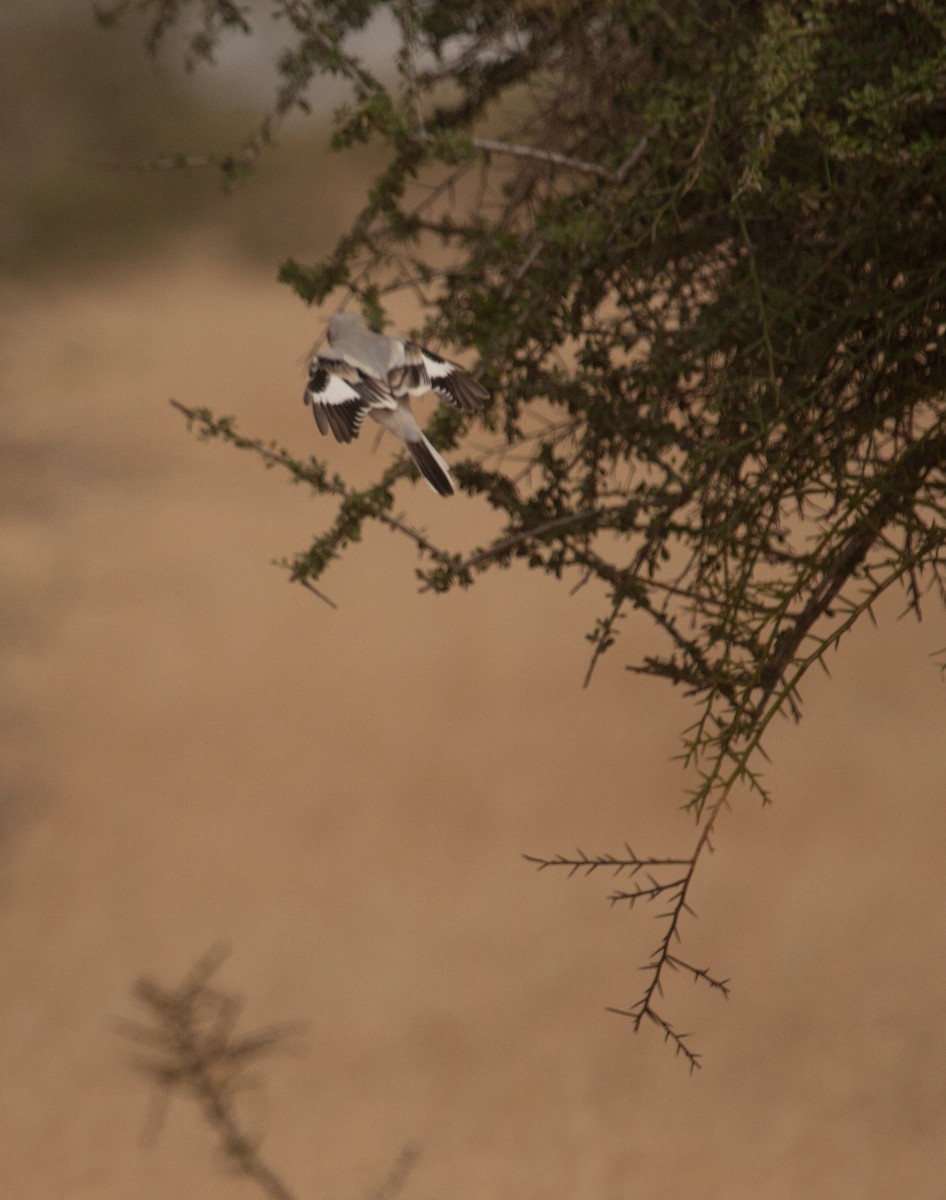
607 1003 703 1071
419 507 613 588
524 847 691 878
753 423 946 715
169 401 456 580
418 131 649 183
119 946 303 1200
608 876 689 906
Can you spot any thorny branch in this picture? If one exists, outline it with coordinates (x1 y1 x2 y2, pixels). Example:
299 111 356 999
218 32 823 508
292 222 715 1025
107 0 946 1065
119 948 424 1199
525 827 731 1074
168 392 946 1066
117 945 304 1200
417 131 650 184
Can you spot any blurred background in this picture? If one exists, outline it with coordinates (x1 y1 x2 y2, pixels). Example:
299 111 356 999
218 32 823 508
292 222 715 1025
2 4 945 1197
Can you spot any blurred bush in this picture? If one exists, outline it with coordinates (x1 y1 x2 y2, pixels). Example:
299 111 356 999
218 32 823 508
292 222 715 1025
0 2 375 277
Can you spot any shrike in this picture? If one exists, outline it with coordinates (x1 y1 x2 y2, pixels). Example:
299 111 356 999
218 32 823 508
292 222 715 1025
304 312 488 497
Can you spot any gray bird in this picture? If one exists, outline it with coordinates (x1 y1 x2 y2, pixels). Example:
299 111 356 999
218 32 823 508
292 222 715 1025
304 312 488 497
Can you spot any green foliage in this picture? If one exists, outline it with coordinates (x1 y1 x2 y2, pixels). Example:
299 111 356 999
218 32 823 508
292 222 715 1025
94 0 253 68
110 0 946 1064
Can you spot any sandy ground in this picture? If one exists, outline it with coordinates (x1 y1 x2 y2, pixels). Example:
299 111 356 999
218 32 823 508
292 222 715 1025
1 240 945 1199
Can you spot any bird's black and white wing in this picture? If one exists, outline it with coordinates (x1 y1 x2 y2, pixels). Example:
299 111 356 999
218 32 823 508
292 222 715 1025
386 340 430 397
412 345 489 413
304 355 394 443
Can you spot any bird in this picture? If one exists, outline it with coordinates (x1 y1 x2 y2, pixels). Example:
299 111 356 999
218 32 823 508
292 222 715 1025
304 311 488 497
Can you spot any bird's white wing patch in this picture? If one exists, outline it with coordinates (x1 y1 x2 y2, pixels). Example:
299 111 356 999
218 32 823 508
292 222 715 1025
418 348 489 413
419 348 457 382
305 355 394 443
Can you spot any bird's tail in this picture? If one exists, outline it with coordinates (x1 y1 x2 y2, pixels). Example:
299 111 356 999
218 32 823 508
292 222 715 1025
405 434 455 497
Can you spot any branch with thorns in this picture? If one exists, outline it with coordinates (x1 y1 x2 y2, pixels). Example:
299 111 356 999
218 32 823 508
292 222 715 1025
117 947 423 1198
116 945 305 1200
525 834 731 1072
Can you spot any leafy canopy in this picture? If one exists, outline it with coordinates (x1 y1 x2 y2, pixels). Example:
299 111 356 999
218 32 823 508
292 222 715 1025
102 0 946 1066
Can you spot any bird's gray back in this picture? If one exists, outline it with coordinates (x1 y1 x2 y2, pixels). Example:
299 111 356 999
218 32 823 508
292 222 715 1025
327 312 395 379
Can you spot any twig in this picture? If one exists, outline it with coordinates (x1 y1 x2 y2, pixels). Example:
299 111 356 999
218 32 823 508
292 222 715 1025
395 0 426 137
169 401 457 577
299 578 338 608
607 1004 703 1072
608 876 689 906
524 847 691 878
665 954 731 996
500 240 545 304
93 132 269 174
418 506 618 592
118 946 304 1200
418 132 649 184
583 591 625 689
